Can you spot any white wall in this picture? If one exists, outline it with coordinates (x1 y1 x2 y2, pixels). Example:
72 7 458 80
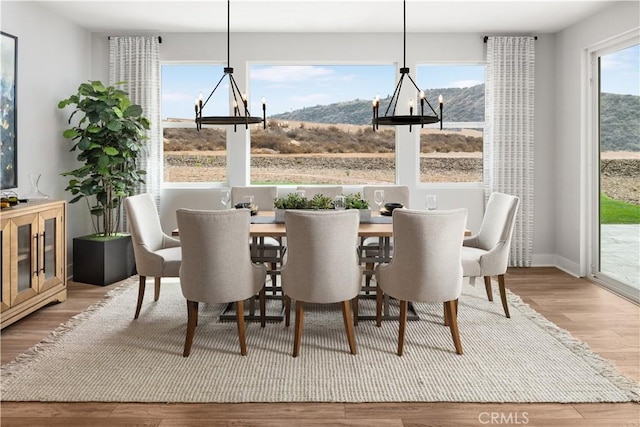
1 1 95 266
555 1 640 275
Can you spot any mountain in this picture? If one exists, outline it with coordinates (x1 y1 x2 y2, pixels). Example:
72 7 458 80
270 84 639 151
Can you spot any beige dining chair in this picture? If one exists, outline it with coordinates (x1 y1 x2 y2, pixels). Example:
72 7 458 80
361 185 410 288
296 185 343 199
363 185 410 210
281 210 362 357
375 208 468 356
461 192 520 318
231 186 277 211
231 185 284 297
124 193 182 319
177 209 267 357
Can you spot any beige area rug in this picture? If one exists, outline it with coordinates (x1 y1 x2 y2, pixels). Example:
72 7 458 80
2 276 639 403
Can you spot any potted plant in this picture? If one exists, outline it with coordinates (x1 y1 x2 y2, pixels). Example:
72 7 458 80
58 80 150 285
273 192 370 222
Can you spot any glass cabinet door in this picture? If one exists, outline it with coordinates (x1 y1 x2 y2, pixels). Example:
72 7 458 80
10 213 39 306
39 207 64 292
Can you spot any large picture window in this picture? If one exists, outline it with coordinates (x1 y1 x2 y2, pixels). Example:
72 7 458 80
161 64 228 183
249 64 395 185
417 64 485 183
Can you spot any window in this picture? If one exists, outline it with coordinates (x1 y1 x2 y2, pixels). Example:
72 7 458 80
417 64 485 183
161 64 228 183
249 65 395 185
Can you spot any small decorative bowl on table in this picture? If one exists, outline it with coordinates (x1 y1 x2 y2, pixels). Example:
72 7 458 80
379 202 404 216
235 203 259 216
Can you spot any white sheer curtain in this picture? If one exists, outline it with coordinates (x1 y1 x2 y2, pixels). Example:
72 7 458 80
484 36 535 267
109 36 162 210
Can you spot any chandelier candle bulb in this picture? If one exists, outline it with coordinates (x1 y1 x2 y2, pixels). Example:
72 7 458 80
439 94 444 130
372 98 377 131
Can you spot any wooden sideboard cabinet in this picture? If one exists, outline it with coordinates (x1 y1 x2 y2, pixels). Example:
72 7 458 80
1 200 67 329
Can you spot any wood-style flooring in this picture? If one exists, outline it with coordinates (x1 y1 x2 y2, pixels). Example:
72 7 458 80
1 267 638 426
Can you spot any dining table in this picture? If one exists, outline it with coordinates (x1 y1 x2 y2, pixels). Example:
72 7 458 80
172 210 470 323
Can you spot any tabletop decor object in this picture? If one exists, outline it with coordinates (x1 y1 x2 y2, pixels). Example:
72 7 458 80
273 192 370 222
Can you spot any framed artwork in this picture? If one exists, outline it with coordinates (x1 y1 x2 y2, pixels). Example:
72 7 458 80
1 31 17 189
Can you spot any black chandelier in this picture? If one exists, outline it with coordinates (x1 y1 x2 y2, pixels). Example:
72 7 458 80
372 0 443 132
195 0 265 131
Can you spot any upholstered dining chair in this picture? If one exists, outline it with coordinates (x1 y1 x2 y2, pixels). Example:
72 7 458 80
361 185 410 287
231 186 277 212
176 209 267 357
296 185 343 199
363 185 410 210
461 192 520 318
231 185 284 298
375 208 468 356
281 210 362 357
124 193 182 319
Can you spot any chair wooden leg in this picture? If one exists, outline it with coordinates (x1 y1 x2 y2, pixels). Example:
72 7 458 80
397 300 408 356
285 295 291 327
341 301 357 355
443 302 450 326
236 300 247 356
183 300 198 357
352 296 359 326
445 300 463 355
134 276 146 319
154 277 161 301
498 274 510 318
293 301 304 357
484 276 494 302
259 287 266 328
376 287 383 327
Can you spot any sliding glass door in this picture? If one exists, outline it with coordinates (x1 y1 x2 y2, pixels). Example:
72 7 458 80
590 35 640 302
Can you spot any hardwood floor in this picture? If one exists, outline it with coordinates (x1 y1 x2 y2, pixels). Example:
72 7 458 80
1 267 638 426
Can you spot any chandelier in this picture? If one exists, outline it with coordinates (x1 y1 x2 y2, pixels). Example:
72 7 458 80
195 0 265 131
372 0 443 132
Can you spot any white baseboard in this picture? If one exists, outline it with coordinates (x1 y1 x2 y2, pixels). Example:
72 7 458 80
531 254 556 267
530 254 580 277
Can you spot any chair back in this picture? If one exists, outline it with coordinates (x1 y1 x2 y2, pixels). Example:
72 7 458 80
281 210 362 304
363 185 410 208
176 209 263 304
296 186 343 199
476 192 520 251
125 193 165 253
231 186 277 211
378 208 468 303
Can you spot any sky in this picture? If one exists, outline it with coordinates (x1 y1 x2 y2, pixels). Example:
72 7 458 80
161 45 639 120
600 44 640 96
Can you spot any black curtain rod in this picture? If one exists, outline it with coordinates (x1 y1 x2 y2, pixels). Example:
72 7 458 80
484 36 537 43
108 36 162 43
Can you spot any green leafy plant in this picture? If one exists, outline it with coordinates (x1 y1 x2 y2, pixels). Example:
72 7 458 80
58 80 150 237
273 193 309 209
273 192 370 210
345 192 369 209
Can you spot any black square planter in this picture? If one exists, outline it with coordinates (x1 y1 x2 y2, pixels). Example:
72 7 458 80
73 235 136 286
